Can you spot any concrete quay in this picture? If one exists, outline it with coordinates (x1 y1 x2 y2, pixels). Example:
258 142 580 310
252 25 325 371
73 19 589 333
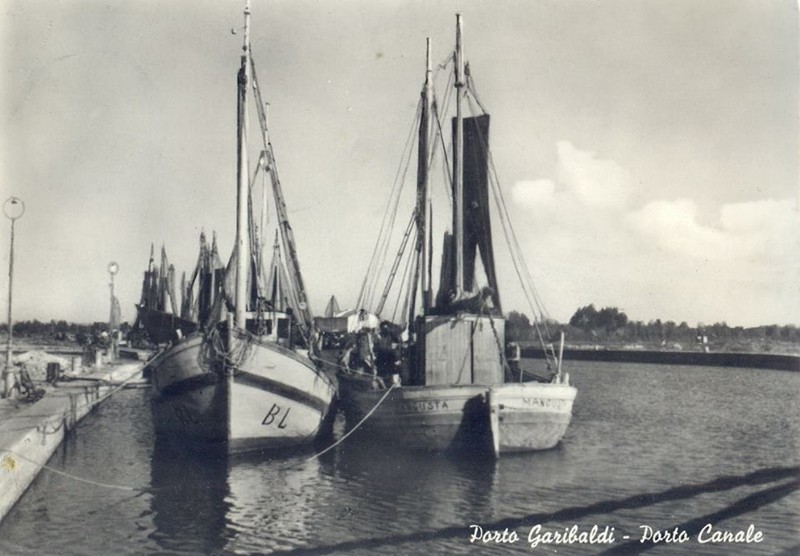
0 360 146 522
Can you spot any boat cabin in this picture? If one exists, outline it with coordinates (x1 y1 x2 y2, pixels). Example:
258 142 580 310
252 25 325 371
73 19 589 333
411 314 505 386
243 310 295 347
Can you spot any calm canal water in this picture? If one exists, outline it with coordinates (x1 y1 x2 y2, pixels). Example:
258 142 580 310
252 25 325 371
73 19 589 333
0 361 798 555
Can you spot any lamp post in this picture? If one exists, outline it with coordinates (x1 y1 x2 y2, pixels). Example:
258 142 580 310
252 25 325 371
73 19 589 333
108 261 119 327
3 197 25 398
108 261 119 361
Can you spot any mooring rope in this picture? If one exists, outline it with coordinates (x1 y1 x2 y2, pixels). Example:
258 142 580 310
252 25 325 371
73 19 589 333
0 361 155 492
315 382 398 458
75 364 150 413
1 448 151 493
279 381 400 472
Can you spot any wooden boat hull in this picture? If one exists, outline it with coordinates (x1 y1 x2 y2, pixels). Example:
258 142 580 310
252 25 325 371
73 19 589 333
338 374 494 454
225 328 337 452
488 382 577 455
149 334 226 443
149 330 336 453
339 373 576 456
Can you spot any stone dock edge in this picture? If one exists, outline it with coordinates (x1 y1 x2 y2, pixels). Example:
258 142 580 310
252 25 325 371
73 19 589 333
0 361 146 522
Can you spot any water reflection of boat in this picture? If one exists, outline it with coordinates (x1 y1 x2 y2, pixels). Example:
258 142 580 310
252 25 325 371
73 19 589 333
149 439 329 554
224 454 325 554
149 438 230 555
323 441 498 532
337 15 576 457
147 1 335 454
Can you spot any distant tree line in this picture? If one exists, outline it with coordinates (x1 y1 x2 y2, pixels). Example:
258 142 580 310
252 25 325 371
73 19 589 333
506 304 800 348
3 309 798 350
0 320 131 344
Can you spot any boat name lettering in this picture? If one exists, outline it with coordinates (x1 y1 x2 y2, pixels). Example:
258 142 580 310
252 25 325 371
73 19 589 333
262 403 290 428
400 400 450 413
521 398 566 410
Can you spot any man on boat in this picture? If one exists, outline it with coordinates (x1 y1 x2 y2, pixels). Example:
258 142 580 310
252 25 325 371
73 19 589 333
339 326 376 375
374 321 401 383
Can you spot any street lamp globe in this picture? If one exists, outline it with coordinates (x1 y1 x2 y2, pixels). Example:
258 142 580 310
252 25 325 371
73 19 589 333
3 197 25 221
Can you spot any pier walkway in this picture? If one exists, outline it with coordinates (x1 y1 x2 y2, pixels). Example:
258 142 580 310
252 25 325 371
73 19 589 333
0 360 146 522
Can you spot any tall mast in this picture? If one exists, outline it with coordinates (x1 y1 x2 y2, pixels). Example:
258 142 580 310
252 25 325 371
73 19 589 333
251 60 314 329
417 38 433 314
234 0 252 328
260 143 268 273
453 13 465 298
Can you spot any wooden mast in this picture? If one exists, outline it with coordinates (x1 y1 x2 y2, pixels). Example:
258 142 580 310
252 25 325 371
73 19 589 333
420 38 433 313
409 38 433 324
235 0 252 328
453 13 465 299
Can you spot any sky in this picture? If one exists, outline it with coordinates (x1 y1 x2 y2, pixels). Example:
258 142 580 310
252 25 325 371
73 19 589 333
1 0 798 328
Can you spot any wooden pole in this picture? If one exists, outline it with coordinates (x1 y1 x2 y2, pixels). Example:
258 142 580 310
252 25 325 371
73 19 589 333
235 0 252 328
3 197 24 398
420 38 432 312
453 14 465 298
3 218 16 397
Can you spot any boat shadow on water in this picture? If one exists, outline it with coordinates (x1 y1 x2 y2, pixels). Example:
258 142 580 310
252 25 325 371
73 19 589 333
263 465 800 555
147 437 232 555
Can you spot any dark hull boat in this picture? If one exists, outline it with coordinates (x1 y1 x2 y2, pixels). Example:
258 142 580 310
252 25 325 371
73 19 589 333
336 16 576 457
133 244 199 346
137 310 198 346
338 317 575 456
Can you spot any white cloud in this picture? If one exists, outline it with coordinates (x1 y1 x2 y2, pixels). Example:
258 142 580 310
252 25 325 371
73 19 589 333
507 141 799 326
556 140 633 209
511 179 556 208
719 198 799 262
626 198 730 260
628 197 800 264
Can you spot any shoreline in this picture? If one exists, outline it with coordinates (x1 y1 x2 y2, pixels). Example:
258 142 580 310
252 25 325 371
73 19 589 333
522 346 800 372
5 337 800 372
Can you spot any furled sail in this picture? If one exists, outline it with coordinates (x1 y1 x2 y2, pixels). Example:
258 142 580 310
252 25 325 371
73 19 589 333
434 114 501 313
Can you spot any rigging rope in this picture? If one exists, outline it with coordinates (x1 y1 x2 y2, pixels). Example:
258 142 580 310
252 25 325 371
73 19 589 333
356 99 422 313
434 52 454 76
375 211 417 318
250 56 314 332
461 86 556 362
431 97 454 216
391 223 419 325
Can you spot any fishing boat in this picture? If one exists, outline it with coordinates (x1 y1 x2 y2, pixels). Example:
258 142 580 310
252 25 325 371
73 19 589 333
147 1 336 453
336 14 576 457
133 234 223 346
